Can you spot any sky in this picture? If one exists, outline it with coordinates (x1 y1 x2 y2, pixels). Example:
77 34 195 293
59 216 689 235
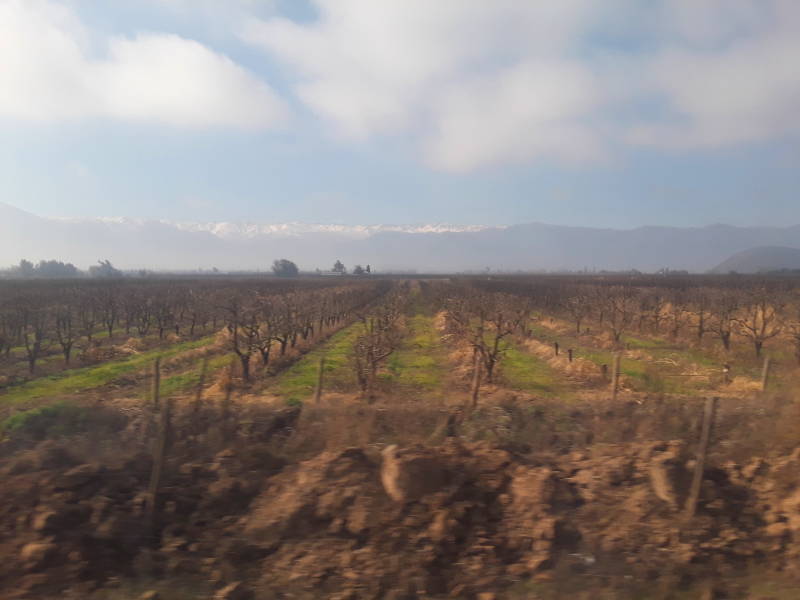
1 0 799 228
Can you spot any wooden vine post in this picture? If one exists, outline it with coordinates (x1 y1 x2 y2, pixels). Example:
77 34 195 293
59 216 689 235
470 349 482 410
221 358 235 442
685 397 719 519
611 352 621 400
314 357 326 404
192 357 208 438
151 357 161 410
760 356 772 393
146 368 171 533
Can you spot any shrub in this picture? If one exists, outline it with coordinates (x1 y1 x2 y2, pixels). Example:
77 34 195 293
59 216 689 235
2 403 126 442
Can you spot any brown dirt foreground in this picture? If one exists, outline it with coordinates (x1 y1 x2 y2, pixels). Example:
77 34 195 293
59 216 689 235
2 430 800 599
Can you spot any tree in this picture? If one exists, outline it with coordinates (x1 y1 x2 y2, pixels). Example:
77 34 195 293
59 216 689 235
689 289 711 342
709 290 738 351
332 260 346 274
665 290 688 340
152 288 175 339
445 289 525 384
11 259 80 278
17 259 35 277
601 285 638 344
0 306 21 363
784 302 800 365
89 260 122 278
17 300 50 373
352 264 365 275
735 289 783 357
564 288 592 334
35 260 80 278
352 295 402 398
97 285 120 339
221 295 260 382
366 265 371 274
272 259 299 277
54 306 76 364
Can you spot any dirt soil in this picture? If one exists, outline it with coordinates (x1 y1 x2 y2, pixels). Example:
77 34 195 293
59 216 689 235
2 405 800 600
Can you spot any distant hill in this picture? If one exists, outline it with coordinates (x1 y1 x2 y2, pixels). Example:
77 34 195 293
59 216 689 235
3 202 800 272
711 246 800 274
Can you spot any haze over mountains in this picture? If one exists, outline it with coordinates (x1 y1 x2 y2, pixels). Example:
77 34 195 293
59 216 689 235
2 203 800 273
711 247 800 274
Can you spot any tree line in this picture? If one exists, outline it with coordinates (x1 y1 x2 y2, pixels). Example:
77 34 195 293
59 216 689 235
0 278 387 376
1 259 125 279
468 275 800 362
2 258 375 279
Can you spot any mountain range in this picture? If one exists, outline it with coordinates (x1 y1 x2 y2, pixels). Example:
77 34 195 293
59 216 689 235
711 246 800 274
2 202 800 273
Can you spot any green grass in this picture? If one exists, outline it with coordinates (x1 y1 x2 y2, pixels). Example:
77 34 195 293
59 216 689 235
585 349 651 380
271 323 362 402
681 347 719 368
1 400 129 441
2 402 89 435
529 323 558 343
498 340 563 397
623 334 720 370
528 322 720 395
0 335 214 406
151 352 234 399
384 314 446 392
5 325 135 359
579 347 706 394
624 334 668 349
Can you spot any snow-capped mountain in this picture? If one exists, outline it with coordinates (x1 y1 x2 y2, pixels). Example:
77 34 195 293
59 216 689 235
54 217 497 240
3 203 800 273
168 221 494 239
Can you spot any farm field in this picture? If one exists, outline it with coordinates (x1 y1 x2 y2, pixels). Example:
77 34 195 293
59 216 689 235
5 2 800 597
2 274 800 598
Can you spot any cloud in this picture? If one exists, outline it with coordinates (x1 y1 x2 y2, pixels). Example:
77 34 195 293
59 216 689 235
242 0 800 169
67 160 92 179
628 2 800 149
241 1 608 169
0 0 287 129
4 0 799 169
424 60 605 171
98 33 287 129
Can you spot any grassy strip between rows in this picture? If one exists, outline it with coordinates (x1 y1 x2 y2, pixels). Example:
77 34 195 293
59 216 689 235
0 335 215 407
384 314 446 393
623 335 720 369
149 352 234 400
271 323 363 403
529 322 724 394
498 340 564 398
4 325 177 361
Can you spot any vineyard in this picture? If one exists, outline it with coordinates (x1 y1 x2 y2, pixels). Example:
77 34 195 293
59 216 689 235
2 275 800 599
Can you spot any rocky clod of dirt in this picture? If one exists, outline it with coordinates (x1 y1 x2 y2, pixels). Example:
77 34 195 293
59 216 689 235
3 438 800 598
0 439 286 599
241 441 562 598
231 440 800 598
